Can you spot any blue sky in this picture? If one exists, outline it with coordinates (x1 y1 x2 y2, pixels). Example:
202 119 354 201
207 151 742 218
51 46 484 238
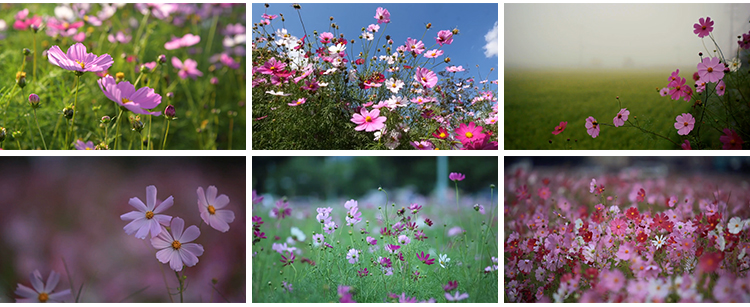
251 3 499 82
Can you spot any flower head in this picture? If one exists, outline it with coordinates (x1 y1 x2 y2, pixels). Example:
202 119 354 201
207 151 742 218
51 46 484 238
454 122 486 145
433 127 449 139
436 30 454 46
374 7 390 24
416 251 435 265
346 249 360 264
15 270 71 303
449 172 465 182
443 280 458 292
438 254 450 268
172 57 203 80
414 67 437 88
585 116 600 138
351 108 387 132
272 199 292 219
164 33 200 50
280 251 296 266
693 16 714 38
48 43 113 73
445 291 469 301
197 186 235 232
75 139 95 150
720 129 743 150
150 217 204 271
674 113 695 135
98 75 162 115
552 121 567 135
613 108 629 127
120 185 174 239
728 216 744 234
288 98 307 106
697 57 725 83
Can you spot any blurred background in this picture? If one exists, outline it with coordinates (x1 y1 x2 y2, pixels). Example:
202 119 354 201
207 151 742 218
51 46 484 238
505 156 750 176
0 157 245 303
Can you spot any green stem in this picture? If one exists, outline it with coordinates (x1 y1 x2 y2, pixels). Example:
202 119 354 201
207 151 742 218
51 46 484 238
174 271 184 303
133 11 150 56
454 181 460 211
32 109 47 150
205 13 220 57
115 108 124 150
67 74 81 149
162 119 171 150
33 33 37 81
227 116 233 150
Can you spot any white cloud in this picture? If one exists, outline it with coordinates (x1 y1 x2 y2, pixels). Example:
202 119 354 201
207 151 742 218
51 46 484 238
483 21 498 58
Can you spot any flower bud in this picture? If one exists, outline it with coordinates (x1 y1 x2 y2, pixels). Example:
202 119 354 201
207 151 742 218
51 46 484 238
444 57 451 63
101 115 111 124
30 24 40 33
28 93 40 108
130 115 144 132
165 104 176 119
16 71 27 88
426 23 432 29
116 72 125 82
0 127 6 142
293 4 301 9
23 48 31 56
157 54 166 64
210 77 219 85
63 107 74 119
166 92 174 99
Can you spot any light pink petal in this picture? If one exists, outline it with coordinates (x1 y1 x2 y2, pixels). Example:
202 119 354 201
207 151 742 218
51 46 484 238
209 211 233 232
88 54 114 71
212 194 230 209
145 185 157 210
15 284 38 299
197 187 208 210
184 59 198 69
164 39 181 50
98 76 119 103
181 243 204 257
134 220 151 239
171 57 183 69
120 210 143 221
178 249 199 267
128 196 148 212
148 219 163 238
151 232 173 249
200 211 211 225
123 217 147 236
184 34 201 46
179 225 200 243
169 249 184 271
30 271 44 293
153 214 172 227
48 289 71 302
178 70 188 79
66 43 88 63
44 271 60 293
47 45 67 67
170 217 185 241
155 247 175 264
153 195 173 214
206 186 218 204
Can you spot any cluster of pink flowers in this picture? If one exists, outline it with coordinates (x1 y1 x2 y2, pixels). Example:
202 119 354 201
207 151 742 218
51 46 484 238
505 168 750 302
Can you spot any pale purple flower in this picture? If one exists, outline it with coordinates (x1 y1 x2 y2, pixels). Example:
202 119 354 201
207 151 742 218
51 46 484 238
164 33 201 50
697 57 725 83
172 57 203 80
313 234 325 246
47 43 113 72
447 226 464 237
436 30 454 46
75 139 94 150
197 186 235 233
366 236 377 245
120 185 174 239
107 31 131 44
135 3 177 20
324 221 337 235
398 234 411 245
449 172 465 181
15 270 71 303
151 217 204 271
346 249 360 264
445 291 469 301
97 75 162 116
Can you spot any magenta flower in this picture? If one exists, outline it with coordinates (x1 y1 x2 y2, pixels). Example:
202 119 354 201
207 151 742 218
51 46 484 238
197 186 235 233
97 75 162 116
443 281 458 292
386 244 401 254
107 31 132 44
172 57 203 80
319 32 334 44
280 251 296 266
256 57 286 75
366 236 377 245
739 32 750 50
720 129 743 150
13 9 42 31
613 108 629 127
272 199 292 219
120 185 174 239
151 217 204 271
610 218 627 236
15 270 71 303
351 108 387 132
288 98 307 106
697 57 724 83
374 7 390 24
445 291 469 302
449 172 465 182
585 116 600 138
436 30 454 46
74 139 94 150
693 16 714 38
716 80 726 96
164 33 201 50
416 251 435 265
552 121 567 135
668 77 689 100
682 139 692 150
405 38 425 55
47 43 113 73
674 113 695 135
414 67 437 88
454 122 486 145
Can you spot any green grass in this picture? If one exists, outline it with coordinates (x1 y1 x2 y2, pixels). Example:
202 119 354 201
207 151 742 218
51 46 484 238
0 4 246 150
252 190 499 302
505 68 705 150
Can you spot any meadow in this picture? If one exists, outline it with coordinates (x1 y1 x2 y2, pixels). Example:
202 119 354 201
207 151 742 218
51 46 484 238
504 68 726 150
0 3 246 150
252 159 499 302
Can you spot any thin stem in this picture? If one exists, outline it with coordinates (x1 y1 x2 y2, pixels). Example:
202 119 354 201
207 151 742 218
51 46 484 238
32 109 47 150
227 116 233 150
205 13 220 57
174 271 184 303
162 119 171 150
133 11 150 56
147 115 152 150
33 33 37 81
115 108 124 150
67 74 81 149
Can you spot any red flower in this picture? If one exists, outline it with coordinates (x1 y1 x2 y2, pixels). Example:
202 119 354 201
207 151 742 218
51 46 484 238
584 268 598 281
636 188 646 202
424 218 433 227
625 207 640 221
416 251 435 265
552 121 567 135
698 251 724 274
636 231 648 244
443 281 458 292
432 127 449 139
355 58 364 65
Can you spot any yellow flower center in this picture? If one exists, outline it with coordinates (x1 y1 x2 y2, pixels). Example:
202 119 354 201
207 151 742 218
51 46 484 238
465 132 473 138
208 205 216 215
63 22 70 29
122 98 132 104
76 60 85 69
145 211 154 219
172 240 182 250
707 67 713 73
38 292 49 302
365 116 372 122
439 132 446 138
422 77 427 82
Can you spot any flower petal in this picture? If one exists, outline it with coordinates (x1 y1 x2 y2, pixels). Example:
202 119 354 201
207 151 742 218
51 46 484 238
179 225 201 243
15 284 38 299
178 249 199 267
212 194 230 209
30 270 44 293
153 195 174 214
44 271 60 293
128 197 148 212
197 187 208 210
145 185 157 210
48 289 72 302
181 243 204 257
120 211 143 221
170 217 185 241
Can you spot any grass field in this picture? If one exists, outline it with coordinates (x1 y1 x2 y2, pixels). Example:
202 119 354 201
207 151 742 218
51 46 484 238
504 68 724 150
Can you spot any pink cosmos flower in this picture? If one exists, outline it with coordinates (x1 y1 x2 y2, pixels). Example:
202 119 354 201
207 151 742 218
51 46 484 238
610 218 627 236
405 38 425 55
288 98 307 106
682 139 692 150
121 185 174 239
13 9 43 31
739 32 750 50
97 75 162 116
585 116 600 138
197 186 235 233
374 7 390 24
668 77 689 100
445 291 469 301
659 87 669 96
319 32 334 44
164 33 201 50
414 67 437 88
136 62 158 73
600 269 625 292
693 17 714 38
454 122 486 145
613 108 629 127
366 236 377 245
720 129 743 149
15 270 71 303
416 251 435 265
674 113 695 135
75 140 94 150
424 49 443 58
46 18 84 37
346 249 360 264
444 281 458 292
697 57 725 83
172 57 203 80
47 43 113 73
449 172 465 182
351 108 387 132
410 140 434 150
107 31 132 44
135 3 177 20
616 242 634 261
436 30 454 46
716 80 726 96
446 65 464 72
552 121 567 135
695 80 707 93
151 217 204 271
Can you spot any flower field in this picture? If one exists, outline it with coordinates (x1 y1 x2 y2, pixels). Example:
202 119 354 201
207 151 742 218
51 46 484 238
504 157 750 302
252 157 499 302
0 3 246 150
251 4 498 150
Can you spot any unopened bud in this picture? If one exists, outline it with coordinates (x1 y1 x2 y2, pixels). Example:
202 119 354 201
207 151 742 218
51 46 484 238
28 93 40 108
63 107 74 119
116 72 125 82
23 48 31 56
165 105 176 119
157 54 166 64
101 116 111 124
0 127 5 142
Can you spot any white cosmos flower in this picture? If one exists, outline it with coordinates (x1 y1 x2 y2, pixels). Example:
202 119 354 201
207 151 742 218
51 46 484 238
729 58 741 72
728 216 744 234
328 43 346 55
439 254 450 268
265 90 291 96
652 235 667 249
290 227 306 242
385 78 404 94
